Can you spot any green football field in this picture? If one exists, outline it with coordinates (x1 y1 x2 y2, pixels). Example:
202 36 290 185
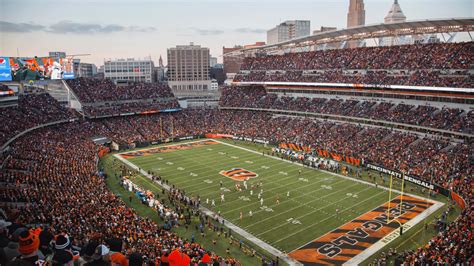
117 139 396 254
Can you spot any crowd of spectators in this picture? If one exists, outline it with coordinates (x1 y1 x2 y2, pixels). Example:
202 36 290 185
83 101 179 117
0 93 73 146
219 86 474 134
0 90 471 265
0 119 239 265
67 78 179 116
235 42 473 88
240 43 472 71
234 69 472 88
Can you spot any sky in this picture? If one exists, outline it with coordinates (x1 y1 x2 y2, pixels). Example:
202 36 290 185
0 0 472 66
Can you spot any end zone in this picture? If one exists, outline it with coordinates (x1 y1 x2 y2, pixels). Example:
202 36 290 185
118 139 218 158
288 195 443 265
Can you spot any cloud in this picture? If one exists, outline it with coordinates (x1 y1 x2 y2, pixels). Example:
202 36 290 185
128 26 157 32
234 27 266 34
47 21 122 33
190 28 225 36
0 21 45 32
189 27 266 36
0 20 156 34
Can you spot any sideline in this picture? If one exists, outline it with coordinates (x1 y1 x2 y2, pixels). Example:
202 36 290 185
213 139 441 204
212 139 445 264
114 138 444 265
113 143 303 266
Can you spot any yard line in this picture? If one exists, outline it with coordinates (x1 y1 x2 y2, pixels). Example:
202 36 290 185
113 151 303 266
192 164 326 199
160 149 301 185
133 142 313 187
137 144 330 203
127 144 333 211
271 189 387 244
221 176 349 216
213 139 439 205
124 141 383 231
242 181 370 230
172 157 309 192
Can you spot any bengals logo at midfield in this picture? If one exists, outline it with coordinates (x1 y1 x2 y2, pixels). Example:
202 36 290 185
219 168 258 181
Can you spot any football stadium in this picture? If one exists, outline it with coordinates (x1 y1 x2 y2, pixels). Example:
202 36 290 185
0 1 473 265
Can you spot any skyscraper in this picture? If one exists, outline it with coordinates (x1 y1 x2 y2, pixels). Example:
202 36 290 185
347 0 365 28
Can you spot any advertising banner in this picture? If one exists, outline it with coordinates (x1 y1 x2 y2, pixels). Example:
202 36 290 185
365 163 450 196
279 142 311 152
317 149 361 166
205 133 233 139
0 57 12 81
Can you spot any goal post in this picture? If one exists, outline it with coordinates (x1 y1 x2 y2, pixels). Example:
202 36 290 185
386 173 406 225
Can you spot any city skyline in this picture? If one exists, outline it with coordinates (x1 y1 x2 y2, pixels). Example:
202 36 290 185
0 0 472 66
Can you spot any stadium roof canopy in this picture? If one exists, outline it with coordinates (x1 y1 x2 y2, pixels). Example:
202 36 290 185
231 18 474 56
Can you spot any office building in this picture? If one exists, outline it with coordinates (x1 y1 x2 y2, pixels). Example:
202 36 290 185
210 57 218 68
167 43 211 92
49 51 66 59
103 58 154 83
77 63 97 78
210 79 218 91
267 20 310 45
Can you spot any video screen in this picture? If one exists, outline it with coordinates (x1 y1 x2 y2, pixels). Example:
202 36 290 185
0 56 74 81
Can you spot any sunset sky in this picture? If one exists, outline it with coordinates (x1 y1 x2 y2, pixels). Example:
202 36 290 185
1 0 472 66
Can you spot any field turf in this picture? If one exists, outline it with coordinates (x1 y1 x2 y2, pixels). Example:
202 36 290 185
119 139 396 253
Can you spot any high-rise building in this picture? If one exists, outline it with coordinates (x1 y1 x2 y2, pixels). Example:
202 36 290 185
347 0 365 48
267 20 311 45
154 55 166 82
347 0 365 28
49 51 66 59
167 43 211 92
210 57 218 68
70 58 96 78
103 58 155 83
77 63 97 78
384 0 406 24
158 55 164 68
